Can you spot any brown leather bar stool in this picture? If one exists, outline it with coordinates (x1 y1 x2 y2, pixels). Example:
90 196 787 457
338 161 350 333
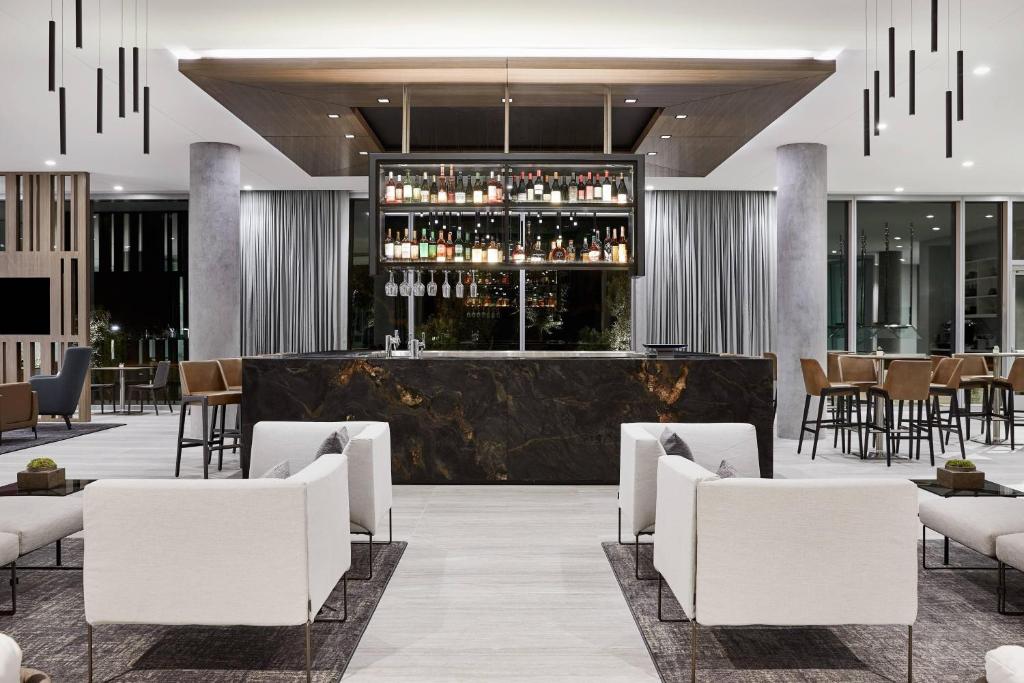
929 357 966 458
216 358 243 454
836 355 878 455
991 358 1024 450
763 351 778 414
176 360 242 479
798 358 861 459
953 354 994 443
865 360 935 467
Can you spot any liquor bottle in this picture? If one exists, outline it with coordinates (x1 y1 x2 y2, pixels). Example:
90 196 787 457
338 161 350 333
533 170 544 199
487 171 498 203
568 175 578 203
551 172 562 204
383 228 394 260
472 232 484 263
566 238 576 261
531 233 544 262
560 175 569 201
418 229 429 260
428 231 437 260
437 168 448 204
547 240 557 261
517 172 528 201
446 231 455 260
412 176 422 202
576 175 586 202
617 226 629 262
436 231 447 262
429 175 439 204
512 240 526 263
448 165 456 203
421 172 429 202
495 172 503 202
555 237 567 261
394 175 404 203
472 175 484 204
617 173 629 204
400 228 411 260
602 171 613 202
589 232 601 261
542 175 552 202
410 229 419 260
604 228 614 260
403 174 413 202
586 172 596 201
454 228 465 262
455 175 467 204
526 173 535 201
385 171 396 203
487 235 499 263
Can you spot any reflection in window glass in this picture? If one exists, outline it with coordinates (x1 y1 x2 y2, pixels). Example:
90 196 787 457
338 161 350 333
827 201 848 349
419 270 519 350
1013 202 1024 261
349 199 407 350
855 202 956 354
525 270 630 350
964 202 1002 351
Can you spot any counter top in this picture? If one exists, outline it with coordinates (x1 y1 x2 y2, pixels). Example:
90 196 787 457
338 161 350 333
266 350 748 361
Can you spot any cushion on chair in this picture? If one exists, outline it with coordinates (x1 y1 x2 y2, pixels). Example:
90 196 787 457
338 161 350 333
314 426 351 459
919 498 1024 557
0 533 18 566
0 634 21 683
986 645 1024 683
996 533 1024 573
259 461 291 479
0 497 84 555
658 428 693 461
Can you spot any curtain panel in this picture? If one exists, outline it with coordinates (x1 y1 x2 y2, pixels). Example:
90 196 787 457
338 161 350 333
637 190 776 355
240 191 349 355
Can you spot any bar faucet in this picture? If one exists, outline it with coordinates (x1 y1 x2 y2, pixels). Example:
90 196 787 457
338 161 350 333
409 332 426 359
384 330 401 358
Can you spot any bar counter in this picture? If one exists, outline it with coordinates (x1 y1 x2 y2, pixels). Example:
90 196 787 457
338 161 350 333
240 351 774 484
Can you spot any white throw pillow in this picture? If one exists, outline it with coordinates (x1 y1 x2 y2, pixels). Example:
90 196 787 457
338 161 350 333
0 634 22 683
987 645 1024 683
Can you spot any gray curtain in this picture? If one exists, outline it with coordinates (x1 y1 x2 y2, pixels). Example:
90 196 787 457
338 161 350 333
240 191 350 354
636 190 776 355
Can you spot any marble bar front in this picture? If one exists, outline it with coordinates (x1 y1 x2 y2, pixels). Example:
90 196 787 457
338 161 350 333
240 351 774 484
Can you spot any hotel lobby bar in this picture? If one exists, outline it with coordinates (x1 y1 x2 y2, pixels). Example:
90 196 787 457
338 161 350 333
1 1 1024 681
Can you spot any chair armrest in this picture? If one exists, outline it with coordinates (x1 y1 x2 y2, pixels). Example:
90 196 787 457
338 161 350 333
347 422 392 535
250 420 349 478
619 424 663 536
84 479 310 627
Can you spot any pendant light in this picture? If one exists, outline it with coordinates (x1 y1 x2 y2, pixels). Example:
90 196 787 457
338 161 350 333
888 0 895 98
944 0 952 157
59 0 66 155
909 0 916 115
863 0 871 155
143 0 149 154
48 1 56 91
132 0 139 114
118 0 125 118
956 0 964 121
930 0 938 51
75 0 82 48
96 0 102 133
873 0 881 136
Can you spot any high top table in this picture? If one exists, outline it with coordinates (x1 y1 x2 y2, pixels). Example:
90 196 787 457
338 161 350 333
957 351 1024 443
844 353 931 459
93 366 152 414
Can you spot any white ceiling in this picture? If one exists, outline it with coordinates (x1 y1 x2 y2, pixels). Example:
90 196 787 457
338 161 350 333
1 1 1021 196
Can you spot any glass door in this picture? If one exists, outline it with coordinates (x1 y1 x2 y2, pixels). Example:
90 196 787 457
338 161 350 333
1014 268 1024 351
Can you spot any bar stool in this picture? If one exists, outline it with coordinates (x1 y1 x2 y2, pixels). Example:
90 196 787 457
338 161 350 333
865 360 935 467
797 358 861 459
929 357 966 458
763 351 778 414
953 354 994 443
216 358 243 454
837 355 878 455
176 360 242 479
991 358 1024 450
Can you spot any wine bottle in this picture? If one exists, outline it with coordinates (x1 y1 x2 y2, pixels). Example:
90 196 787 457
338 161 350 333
617 226 629 262
446 231 455 260
517 172 528 201
454 228 465 262
533 170 544 199
419 228 430 260
401 228 411 260
428 230 437 260
410 229 419 260
568 175 578 203
551 172 562 204
472 175 484 204
437 167 448 204
531 233 544 262
616 173 629 205
448 165 456 203
586 172 596 201
526 173 535 201
542 175 552 202
604 227 614 260
487 235 499 263
436 230 447 262
403 174 413 202
421 172 429 202
488 171 498 203
385 171 396 203
429 175 439 204
384 228 394 260
602 171 613 202
455 175 467 204
472 232 484 263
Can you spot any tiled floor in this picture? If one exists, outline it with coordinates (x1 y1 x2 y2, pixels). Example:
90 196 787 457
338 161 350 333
2 408 1021 680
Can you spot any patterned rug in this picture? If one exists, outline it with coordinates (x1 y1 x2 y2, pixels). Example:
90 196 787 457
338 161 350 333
0 423 124 455
1 538 406 681
604 540 1024 682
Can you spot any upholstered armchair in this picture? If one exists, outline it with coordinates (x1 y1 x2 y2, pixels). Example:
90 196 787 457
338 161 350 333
27 346 92 429
0 383 38 443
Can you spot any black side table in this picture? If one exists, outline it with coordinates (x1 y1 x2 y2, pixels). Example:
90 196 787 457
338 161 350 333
0 479 94 497
912 478 1023 498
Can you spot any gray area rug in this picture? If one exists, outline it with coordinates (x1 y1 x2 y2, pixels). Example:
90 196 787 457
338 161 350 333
604 540 1024 682
0 423 124 455
1 537 406 681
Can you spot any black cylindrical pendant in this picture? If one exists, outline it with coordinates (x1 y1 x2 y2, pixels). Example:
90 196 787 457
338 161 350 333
48 20 56 91
96 67 103 133
132 46 139 113
888 26 896 97
931 0 939 51
118 46 125 117
143 86 150 154
873 70 880 136
909 50 916 115
59 86 67 155
863 88 871 156
75 0 83 48
945 90 953 158
957 50 964 121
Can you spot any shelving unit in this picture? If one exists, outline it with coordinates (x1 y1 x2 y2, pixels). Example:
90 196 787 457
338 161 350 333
369 153 644 277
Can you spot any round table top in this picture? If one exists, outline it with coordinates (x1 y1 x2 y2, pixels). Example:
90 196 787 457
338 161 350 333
93 366 153 371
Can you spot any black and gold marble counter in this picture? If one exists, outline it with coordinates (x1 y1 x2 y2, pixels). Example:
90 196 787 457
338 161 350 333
240 351 774 483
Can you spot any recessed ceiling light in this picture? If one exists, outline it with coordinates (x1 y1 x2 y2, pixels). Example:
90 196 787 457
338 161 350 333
925 214 934 219
624 98 637 104
327 113 340 119
831 250 838 254
894 236 902 240
44 159 56 166
359 151 368 155
674 114 687 119
772 186 779 191
344 133 355 139
973 65 991 76
644 185 654 191
985 214 994 219
894 187 905 192
243 185 253 191
501 97 512 103
932 226 941 231
962 160 975 167
876 122 888 130
646 151 657 156
113 185 123 191
660 134 672 139
895 244 903 248
900 258 906 262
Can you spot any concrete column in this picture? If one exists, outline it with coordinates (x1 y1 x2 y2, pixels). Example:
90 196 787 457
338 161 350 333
188 142 240 361
775 143 827 439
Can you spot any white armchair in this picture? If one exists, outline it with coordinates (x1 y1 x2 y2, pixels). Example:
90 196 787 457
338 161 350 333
83 452 351 681
653 455 919 681
618 423 759 578
250 420 393 579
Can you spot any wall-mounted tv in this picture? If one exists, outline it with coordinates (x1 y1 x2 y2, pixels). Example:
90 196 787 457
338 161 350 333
0 278 51 335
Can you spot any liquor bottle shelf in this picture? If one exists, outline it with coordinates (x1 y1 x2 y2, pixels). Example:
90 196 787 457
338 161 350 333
379 201 634 213
379 261 632 272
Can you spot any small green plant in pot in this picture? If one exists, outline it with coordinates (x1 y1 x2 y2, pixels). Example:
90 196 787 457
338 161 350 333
943 459 976 472
938 458 983 490
17 457 66 491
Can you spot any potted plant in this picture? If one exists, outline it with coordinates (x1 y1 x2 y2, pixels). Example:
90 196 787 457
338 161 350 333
937 458 984 490
17 457 66 491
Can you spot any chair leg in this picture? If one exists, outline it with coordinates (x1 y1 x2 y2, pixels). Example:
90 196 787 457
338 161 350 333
63 415 72 429
885 400 894 467
811 396 825 460
797 394 810 453
952 393 966 458
1010 390 1017 450
924 399 935 466
201 400 210 479
152 389 159 416
87 623 94 683
305 619 312 683
218 406 226 471
907 625 913 683
175 400 187 477
166 389 174 413
657 574 688 622
690 620 698 683
855 395 865 457
0 563 16 616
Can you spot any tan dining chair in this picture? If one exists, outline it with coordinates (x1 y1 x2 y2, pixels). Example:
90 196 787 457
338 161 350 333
991 358 1024 450
798 358 861 459
929 357 965 458
865 360 935 467
176 360 242 479
953 354 994 443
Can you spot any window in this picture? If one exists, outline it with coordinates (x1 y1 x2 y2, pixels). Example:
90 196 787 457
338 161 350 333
964 202 1002 351
827 201 848 349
